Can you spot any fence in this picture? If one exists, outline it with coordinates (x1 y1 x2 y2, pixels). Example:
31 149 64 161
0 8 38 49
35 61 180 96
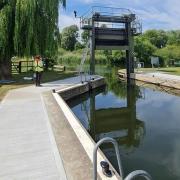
11 61 34 73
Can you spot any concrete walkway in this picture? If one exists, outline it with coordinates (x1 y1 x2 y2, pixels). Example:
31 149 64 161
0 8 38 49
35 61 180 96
118 70 180 90
0 76 90 180
144 72 180 81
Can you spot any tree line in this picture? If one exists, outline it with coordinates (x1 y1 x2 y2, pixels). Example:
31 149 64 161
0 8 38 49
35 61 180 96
59 25 180 67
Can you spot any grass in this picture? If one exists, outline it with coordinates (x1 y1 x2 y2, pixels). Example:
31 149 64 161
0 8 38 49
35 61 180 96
158 67 180 75
136 67 180 76
0 69 77 102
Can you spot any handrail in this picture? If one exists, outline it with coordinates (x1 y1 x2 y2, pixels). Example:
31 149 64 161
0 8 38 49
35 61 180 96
79 39 90 83
125 170 152 180
93 137 152 180
81 6 132 19
93 137 124 180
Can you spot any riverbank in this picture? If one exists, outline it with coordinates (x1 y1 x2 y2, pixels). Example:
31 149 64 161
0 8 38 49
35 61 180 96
118 70 180 92
135 67 180 76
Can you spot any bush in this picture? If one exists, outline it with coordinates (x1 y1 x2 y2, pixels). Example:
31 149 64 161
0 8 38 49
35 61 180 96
155 45 180 65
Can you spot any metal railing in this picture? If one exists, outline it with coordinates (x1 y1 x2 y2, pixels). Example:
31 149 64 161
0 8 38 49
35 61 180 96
79 39 90 83
80 6 142 35
81 6 132 20
93 137 124 180
124 170 152 180
93 137 152 180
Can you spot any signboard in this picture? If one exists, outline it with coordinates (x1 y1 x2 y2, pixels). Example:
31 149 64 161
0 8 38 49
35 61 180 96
151 57 159 67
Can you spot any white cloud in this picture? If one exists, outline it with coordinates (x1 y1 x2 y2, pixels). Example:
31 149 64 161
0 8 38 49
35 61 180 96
58 13 79 31
58 12 83 41
105 0 180 30
59 0 180 30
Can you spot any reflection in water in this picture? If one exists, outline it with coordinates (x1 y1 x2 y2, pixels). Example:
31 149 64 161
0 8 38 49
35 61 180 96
90 81 145 151
66 66 180 179
67 80 146 163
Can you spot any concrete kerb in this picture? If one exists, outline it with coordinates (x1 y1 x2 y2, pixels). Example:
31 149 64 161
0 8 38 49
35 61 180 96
118 70 180 91
52 76 106 102
0 90 11 106
51 76 121 180
53 92 120 180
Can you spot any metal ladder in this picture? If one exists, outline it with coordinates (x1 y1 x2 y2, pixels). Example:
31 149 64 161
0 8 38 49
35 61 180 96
93 137 152 180
79 39 90 83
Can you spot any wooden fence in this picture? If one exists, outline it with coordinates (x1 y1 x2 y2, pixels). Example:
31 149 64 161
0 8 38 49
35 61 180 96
12 61 34 73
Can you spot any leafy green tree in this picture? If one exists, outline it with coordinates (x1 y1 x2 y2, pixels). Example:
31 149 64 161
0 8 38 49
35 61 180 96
143 30 168 48
81 30 90 44
167 30 180 45
134 36 157 65
0 0 16 79
0 0 9 10
0 0 65 79
75 42 84 50
155 45 180 64
61 25 79 51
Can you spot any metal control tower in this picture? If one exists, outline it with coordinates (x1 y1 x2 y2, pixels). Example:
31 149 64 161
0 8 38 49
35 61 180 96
80 6 142 80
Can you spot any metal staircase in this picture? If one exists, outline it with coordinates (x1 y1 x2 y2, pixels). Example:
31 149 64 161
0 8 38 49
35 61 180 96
79 39 91 83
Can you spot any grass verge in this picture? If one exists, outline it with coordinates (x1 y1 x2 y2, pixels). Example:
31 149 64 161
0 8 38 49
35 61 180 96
0 70 77 102
134 67 180 75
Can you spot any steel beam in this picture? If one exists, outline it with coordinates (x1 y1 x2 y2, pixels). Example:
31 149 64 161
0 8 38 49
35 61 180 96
90 19 95 75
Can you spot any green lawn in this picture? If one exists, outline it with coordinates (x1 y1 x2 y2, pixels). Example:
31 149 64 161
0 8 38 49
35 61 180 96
0 70 76 101
158 67 180 75
137 67 180 76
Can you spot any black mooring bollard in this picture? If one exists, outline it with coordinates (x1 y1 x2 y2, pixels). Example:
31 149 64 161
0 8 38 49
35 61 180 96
100 161 112 177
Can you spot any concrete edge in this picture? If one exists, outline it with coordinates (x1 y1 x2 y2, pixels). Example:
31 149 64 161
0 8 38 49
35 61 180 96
56 77 106 101
55 76 105 93
53 92 120 180
118 71 180 92
40 94 68 180
0 90 11 106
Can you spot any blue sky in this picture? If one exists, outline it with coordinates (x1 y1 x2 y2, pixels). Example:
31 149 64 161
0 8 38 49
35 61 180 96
59 0 180 31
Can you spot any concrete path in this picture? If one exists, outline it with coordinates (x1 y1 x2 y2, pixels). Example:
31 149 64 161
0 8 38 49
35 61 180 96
0 76 92 180
144 72 180 81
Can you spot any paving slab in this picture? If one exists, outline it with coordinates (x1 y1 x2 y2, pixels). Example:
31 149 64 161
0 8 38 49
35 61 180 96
0 75 101 180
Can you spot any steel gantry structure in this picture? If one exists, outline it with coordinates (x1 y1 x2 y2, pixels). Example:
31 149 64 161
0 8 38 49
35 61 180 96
80 6 142 80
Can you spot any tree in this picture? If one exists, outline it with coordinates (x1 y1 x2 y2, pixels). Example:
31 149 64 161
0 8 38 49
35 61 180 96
167 30 180 45
0 0 16 79
155 45 180 64
134 36 157 65
0 0 9 10
61 25 79 51
143 30 168 48
0 0 66 79
75 42 84 50
81 30 90 44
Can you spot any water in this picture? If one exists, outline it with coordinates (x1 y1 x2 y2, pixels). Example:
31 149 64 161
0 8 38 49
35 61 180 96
67 67 180 180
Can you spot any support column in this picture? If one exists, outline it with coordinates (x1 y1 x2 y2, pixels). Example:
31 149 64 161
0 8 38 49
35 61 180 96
131 34 135 73
126 21 134 82
89 92 96 140
90 19 95 75
126 49 130 83
127 80 137 146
